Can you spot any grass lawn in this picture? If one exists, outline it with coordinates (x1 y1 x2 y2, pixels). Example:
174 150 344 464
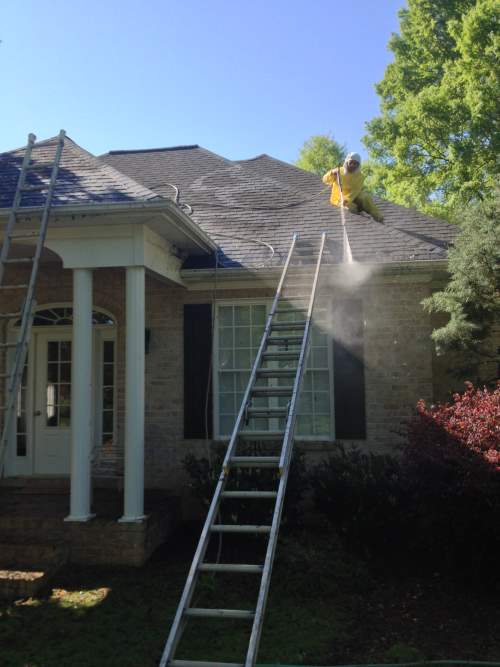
1 523 499 667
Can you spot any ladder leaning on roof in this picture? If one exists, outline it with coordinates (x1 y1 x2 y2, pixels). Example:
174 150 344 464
159 231 327 667
0 130 66 473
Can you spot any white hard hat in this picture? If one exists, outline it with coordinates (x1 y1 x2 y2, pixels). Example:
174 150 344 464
345 152 361 164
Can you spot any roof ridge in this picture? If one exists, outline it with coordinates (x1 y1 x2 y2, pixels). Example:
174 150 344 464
104 145 200 156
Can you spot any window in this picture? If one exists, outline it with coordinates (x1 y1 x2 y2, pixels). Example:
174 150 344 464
16 360 28 456
215 302 333 439
46 341 71 427
101 340 115 446
15 307 115 327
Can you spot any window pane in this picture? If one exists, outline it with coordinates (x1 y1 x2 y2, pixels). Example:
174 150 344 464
252 305 266 325
219 349 233 370
220 393 235 414
103 387 114 409
235 327 250 348
47 363 58 383
60 341 71 361
234 349 251 369
103 365 114 386
235 306 250 325
219 327 233 349
48 342 58 362
220 373 234 393
314 392 330 413
59 406 71 427
220 415 235 435
102 411 113 433
219 306 233 326
59 363 71 382
103 340 114 362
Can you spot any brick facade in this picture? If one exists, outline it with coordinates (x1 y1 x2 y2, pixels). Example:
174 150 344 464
2 261 471 514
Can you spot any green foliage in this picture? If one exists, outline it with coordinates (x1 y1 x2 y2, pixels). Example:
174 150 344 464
363 0 500 218
295 133 347 176
422 189 500 367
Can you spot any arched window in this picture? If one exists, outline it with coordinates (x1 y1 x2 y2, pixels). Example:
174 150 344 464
15 307 115 327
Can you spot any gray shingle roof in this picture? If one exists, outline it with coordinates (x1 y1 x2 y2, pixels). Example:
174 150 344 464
0 135 160 209
101 146 458 268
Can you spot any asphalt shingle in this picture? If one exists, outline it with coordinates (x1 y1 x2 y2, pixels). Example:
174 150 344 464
101 146 459 268
0 135 160 209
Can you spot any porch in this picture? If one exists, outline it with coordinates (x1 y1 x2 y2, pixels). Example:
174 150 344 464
0 479 179 567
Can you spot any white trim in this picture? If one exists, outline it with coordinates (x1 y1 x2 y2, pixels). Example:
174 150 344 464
3 303 117 478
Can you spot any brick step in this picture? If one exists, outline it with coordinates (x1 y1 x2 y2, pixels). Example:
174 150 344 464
0 541 68 568
0 516 67 543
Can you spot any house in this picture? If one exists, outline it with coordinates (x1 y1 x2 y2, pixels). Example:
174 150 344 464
0 134 460 567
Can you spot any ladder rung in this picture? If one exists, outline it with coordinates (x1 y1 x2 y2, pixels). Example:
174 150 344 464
271 321 306 330
185 608 255 620
0 342 18 348
3 257 34 264
0 373 12 379
257 369 295 378
262 351 299 360
251 387 293 397
170 661 244 667
0 284 29 290
8 231 40 240
239 431 285 441
246 407 287 418
198 563 263 573
222 490 278 499
21 184 47 192
0 313 21 319
267 336 303 345
211 524 272 534
229 456 280 468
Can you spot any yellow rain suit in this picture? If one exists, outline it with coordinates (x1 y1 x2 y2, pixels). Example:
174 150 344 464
322 166 383 222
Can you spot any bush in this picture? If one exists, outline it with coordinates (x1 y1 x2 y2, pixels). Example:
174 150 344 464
183 442 308 529
402 382 500 571
310 444 411 558
311 384 500 574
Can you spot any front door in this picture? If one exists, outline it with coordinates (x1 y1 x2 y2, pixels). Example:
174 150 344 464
33 332 72 474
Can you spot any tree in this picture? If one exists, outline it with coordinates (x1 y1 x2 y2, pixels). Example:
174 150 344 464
295 134 347 176
363 0 499 219
422 189 500 378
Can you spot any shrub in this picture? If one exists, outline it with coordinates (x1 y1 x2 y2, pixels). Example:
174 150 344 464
310 444 411 558
402 382 500 571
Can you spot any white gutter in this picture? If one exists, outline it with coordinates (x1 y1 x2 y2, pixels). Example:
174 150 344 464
0 199 218 253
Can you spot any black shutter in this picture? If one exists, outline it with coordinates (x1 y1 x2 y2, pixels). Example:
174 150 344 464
333 300 366 439
184 304 213 438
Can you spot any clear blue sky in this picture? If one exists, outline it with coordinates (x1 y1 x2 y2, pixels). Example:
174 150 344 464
1 0 404 162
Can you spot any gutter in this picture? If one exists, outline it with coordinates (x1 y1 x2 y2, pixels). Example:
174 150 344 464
181 259 450 284
0 199 217 254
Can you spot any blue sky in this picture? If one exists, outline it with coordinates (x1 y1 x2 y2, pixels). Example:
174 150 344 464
1 0 404 162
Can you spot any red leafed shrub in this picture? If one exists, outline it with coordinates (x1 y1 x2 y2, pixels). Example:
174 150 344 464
409 381 500 460
402 382 500 574
405 381 500 473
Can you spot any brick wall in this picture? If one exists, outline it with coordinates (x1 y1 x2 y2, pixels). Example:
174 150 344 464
3 261 483 512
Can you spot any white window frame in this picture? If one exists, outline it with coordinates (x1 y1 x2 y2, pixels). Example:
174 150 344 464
213 298 335 442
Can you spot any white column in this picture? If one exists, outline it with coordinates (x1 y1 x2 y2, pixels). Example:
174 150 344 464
65 269 94 522
120 266 146 522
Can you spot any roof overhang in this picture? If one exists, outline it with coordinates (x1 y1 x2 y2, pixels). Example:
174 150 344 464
0 199 217 256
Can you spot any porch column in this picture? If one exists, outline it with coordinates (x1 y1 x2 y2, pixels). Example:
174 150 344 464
120 266 146 522
66 268 94 521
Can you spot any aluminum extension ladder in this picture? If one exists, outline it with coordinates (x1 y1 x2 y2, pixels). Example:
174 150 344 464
0 130 65 473
160 232 327 667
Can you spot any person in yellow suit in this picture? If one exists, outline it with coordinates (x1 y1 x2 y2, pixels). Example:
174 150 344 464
322 152 384 222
